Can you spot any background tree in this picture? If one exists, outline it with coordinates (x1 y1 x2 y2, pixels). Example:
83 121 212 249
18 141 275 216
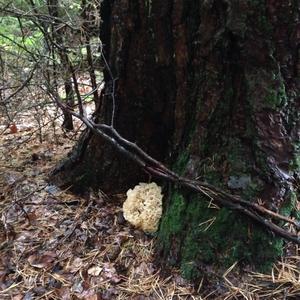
46 0 75 130
11 0 300 281
0 0 101 136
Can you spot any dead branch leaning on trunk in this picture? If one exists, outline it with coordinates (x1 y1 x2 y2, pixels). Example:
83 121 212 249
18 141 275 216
46 86 300 245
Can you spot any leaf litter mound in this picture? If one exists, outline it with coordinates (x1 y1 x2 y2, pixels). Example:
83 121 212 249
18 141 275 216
0 113 300 300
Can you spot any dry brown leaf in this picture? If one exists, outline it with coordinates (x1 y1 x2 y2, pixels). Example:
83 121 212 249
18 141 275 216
67 257 83 273
28 251 56 269
9 123 18 134
12 294 23 300
135 262 155 277
55 286 71 300
84 294 100 300
27 212 38 225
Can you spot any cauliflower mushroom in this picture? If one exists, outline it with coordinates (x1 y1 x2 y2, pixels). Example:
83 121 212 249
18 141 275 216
123 182 163 233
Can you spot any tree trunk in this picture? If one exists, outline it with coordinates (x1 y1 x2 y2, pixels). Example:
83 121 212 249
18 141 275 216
47 0 74 131
52 0 300 280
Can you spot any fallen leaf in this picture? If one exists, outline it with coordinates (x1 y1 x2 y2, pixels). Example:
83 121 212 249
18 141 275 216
67 257 83 273
23 291 34 300
27 212 38 225
9 123 18 134
84 293 101 300
12 295 23 300
101 287 118 299
55 287 71 300
45 184 60 195
28 252 56 269
87 265 102 276
135 262 155 277
72 279 84 293
102 263 121 283
81 221 89 229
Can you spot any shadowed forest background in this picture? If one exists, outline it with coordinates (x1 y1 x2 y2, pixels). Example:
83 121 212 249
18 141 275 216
0 0 299 299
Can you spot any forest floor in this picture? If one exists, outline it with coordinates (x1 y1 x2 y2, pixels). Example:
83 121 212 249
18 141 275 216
0 110 300 299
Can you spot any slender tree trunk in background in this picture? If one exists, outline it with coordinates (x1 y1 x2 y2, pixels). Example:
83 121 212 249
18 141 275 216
62 80 75 131
47 0 74 131
52 0 300 280
81 0 101 106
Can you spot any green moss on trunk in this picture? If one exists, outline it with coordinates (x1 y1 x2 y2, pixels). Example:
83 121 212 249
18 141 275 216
159 189 284 280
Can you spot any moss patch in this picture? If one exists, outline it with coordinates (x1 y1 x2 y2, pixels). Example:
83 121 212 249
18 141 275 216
173 151 190 175
179 195 283 279
264 77 287 109
157 191 187 260
291 141 300 173
159 190 283 281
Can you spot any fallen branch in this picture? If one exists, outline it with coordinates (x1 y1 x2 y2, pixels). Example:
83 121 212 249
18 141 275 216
46 86 300 245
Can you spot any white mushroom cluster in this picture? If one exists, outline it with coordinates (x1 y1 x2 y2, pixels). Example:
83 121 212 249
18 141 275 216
123 182 163 233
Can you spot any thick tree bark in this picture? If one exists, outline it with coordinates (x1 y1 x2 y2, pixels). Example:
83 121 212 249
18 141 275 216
52 0 177 191
52 0 300 280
